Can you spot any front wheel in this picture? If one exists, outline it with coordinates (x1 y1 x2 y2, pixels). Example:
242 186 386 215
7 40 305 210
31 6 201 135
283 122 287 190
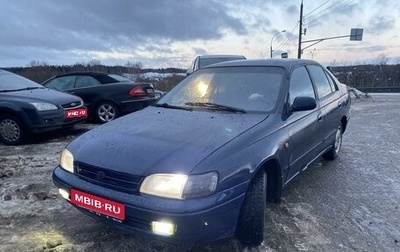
0 115 26 145
323 125 343 160
236 169 266 247
95 102 119 123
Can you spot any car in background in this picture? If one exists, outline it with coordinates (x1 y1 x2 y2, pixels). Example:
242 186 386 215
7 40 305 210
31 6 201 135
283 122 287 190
42 72 158 123
0 69 87 145
52 59 350 246
186 54 246 75
154 89 166 99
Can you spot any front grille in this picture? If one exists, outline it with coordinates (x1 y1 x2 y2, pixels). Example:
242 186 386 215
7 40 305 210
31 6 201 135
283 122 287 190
74 161 144 194
61 100 83 109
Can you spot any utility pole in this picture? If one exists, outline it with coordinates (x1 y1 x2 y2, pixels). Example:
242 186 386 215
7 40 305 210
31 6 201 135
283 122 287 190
297 0 303 59
297 1 363 59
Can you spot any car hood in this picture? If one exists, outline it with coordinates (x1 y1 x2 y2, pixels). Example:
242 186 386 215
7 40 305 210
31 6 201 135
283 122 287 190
68 106 267 176
3 88 81 105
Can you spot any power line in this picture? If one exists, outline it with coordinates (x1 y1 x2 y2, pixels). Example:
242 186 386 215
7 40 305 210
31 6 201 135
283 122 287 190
269 0 356 58
304 0 330 18
274 23 299 54
275 0 341 57
306 0 349 21
305 0 355 27
305 0 345 21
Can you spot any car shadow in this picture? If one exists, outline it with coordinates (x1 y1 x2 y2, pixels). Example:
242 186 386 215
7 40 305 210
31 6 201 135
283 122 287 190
27 124 98 145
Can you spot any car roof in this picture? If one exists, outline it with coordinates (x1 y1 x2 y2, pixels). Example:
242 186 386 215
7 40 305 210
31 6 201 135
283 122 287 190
198 54 246 59
44 71 131 84
203 58 320 70
55 71 111 77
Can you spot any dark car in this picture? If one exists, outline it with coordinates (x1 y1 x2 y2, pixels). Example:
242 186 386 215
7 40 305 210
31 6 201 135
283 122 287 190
52 59 351 246
186 54 246 75
42 72 158 123
0 69 87 145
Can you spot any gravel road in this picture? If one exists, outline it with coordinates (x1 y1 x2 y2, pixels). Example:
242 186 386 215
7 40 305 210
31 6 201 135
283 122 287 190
0 94 399 252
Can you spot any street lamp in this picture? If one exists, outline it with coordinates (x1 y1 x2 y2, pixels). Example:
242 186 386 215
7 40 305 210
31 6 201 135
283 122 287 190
270 30 286 58
310 48 316 59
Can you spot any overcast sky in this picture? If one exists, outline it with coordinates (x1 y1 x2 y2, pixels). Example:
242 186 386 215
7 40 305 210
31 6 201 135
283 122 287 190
1 0 399 68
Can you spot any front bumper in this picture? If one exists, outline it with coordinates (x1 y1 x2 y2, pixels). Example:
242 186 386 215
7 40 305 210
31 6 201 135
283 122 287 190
22 107 87 134
30 113 86 133
52 166 247 244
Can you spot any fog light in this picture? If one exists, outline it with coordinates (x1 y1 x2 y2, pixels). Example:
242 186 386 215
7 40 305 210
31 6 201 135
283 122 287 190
58 188 70 201
151 221 176 236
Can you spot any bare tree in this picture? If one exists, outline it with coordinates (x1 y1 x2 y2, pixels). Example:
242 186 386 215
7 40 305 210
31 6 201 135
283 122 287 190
124 61 143 81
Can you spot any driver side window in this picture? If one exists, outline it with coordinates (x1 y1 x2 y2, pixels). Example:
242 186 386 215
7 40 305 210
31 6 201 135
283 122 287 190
289 66 315 104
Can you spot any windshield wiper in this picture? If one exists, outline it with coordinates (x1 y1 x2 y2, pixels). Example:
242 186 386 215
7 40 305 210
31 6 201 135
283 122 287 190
0 87 43 92
185 102 246 113
153 103 193 111
16 87 43 91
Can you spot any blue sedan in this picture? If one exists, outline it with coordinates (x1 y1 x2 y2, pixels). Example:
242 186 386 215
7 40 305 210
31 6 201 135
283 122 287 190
52 59 351 246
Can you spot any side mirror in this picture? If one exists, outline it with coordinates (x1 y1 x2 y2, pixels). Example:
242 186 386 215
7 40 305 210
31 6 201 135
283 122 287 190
292 96 316 112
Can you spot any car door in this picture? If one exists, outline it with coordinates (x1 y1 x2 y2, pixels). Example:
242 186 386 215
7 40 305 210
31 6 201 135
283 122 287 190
72 75 102 107
285 66 321 181
306 65 340 151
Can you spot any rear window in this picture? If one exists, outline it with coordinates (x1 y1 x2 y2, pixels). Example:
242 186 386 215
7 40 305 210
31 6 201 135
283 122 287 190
108 74 131 82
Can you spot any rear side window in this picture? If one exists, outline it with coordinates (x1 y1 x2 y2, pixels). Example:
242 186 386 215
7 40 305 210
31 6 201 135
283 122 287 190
326 72 338 91
307 65 333 99
289 66 315 104
75 76 100 88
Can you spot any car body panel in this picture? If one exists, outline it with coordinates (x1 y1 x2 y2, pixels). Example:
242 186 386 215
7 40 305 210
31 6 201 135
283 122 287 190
0 89 86 133
67 106 267 176
53 166 246 244
52 59 351 244
0 69 87 141
42 72 158 120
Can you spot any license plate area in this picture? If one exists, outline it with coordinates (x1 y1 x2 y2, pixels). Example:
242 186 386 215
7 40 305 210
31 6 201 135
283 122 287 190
71 189 125 220
66 108 87 118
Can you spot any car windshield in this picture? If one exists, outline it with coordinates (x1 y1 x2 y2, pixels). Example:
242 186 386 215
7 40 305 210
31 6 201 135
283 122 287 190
108 74 131 82
157 66 284 113
199 57 244 68
0 70 43 91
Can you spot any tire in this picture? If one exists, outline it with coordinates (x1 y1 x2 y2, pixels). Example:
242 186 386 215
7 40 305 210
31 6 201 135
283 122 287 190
95 102 119 123
236 169 266 247
323 125 343 160
0 115 26 145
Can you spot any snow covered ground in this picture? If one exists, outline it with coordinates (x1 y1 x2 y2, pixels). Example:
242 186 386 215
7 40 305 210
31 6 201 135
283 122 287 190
1 94 399 251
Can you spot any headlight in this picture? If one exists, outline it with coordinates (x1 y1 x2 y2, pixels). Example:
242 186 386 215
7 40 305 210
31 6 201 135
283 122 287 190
60 149 74 173
30 102 58 111
140 172 218 199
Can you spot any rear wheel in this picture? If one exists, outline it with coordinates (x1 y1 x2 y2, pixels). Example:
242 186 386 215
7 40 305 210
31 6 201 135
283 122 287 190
236 169 266 247
0 115 26 145
323 125 343 160
95 102 119 123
